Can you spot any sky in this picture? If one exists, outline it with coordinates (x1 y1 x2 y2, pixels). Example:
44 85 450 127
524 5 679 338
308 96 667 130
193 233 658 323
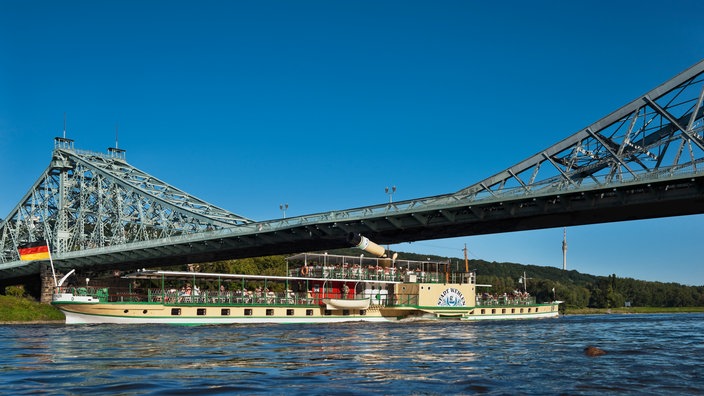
1 1 703 285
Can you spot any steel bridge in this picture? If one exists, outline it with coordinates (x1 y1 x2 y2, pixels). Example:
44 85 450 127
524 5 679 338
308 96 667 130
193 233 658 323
2 60 704 283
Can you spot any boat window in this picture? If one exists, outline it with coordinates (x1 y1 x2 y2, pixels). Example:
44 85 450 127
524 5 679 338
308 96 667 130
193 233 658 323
197 309 206 316
528 308 531 313
342 310 350 316
491 309 496 314
286 309 294 316
520 308 524 313
502 308 506 314
171 308 181 316
123 310 129 314
511 308 515 314
360 310 367 316
221 309 230 316
306 309 314 316
324 310 332 316
266 309 274 316
142 310 148 314
245 309 253 316
481 309 485 314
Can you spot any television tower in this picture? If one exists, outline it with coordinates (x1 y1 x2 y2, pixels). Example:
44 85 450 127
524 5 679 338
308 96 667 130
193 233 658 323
562 227 568 270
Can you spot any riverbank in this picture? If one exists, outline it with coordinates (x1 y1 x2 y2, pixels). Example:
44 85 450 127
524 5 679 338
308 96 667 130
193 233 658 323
0 295 65 323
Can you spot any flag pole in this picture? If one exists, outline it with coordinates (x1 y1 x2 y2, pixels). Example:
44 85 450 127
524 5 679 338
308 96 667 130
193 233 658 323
46 240 58 288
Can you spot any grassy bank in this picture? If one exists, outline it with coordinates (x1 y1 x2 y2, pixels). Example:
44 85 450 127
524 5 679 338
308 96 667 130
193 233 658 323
0 295 65 323
564 306 704 315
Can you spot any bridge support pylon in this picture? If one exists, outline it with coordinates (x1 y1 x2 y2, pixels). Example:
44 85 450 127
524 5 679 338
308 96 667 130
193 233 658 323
39 263 63 304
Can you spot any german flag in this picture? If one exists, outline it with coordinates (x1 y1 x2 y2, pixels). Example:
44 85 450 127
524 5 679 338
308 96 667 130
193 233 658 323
18 241 51 261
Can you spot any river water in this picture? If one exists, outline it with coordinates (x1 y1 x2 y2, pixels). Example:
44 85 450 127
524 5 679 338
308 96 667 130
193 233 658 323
2 313 703 395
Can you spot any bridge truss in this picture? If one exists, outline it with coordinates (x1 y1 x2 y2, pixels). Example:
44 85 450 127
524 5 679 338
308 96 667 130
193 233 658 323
452 60 704 202
0 139 252 264
1 60 704 282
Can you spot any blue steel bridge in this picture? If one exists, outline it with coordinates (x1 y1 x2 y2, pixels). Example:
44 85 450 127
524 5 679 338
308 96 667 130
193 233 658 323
2 60 704 284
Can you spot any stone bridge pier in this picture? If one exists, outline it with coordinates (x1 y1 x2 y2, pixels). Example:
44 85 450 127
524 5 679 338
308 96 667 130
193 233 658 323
39 263 65 304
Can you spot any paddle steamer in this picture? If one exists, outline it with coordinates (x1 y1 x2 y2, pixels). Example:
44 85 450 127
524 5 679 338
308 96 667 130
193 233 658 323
52 235 561 324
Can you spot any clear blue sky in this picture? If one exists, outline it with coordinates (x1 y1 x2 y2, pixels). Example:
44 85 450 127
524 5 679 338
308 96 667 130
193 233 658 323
1 1 703 285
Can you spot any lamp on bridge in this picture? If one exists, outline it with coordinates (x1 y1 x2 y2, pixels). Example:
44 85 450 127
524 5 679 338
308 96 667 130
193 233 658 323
279 203 288 218
385 186 396 203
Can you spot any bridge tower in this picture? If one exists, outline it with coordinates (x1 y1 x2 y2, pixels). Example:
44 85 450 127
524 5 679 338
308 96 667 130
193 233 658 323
0 136 254 297
52 137 75 254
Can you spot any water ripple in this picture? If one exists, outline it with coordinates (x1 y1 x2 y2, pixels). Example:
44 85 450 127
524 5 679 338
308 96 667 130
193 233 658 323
1 314 703 394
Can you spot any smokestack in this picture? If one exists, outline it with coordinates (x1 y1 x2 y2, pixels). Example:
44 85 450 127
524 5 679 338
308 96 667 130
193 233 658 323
347 233 387 258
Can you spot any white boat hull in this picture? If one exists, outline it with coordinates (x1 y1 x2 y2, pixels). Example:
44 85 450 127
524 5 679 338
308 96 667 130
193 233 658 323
60 309 397 325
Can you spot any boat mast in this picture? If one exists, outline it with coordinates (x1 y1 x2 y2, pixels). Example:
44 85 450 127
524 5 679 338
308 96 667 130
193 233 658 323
463 243 469 272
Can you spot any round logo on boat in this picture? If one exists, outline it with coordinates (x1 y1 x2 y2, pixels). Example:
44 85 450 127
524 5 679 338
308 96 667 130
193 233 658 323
437 288 466 307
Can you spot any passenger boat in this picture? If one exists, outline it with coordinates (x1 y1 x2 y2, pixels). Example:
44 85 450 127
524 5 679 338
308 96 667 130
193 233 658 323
52 235 561 324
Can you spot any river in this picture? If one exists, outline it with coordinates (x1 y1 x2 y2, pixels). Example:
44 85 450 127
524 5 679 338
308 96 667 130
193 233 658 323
2 313 703 395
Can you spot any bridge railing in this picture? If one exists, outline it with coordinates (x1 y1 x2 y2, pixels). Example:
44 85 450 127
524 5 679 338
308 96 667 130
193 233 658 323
247 162 704 234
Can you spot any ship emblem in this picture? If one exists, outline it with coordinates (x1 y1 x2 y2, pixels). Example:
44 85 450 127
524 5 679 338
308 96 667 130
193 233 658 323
437 288 466 307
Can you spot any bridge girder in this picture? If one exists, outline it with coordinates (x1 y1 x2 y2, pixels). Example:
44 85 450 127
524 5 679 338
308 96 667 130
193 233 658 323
2 172 702 283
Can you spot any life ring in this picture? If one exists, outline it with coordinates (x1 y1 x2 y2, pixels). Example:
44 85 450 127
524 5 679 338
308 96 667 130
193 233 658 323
300 266 309 276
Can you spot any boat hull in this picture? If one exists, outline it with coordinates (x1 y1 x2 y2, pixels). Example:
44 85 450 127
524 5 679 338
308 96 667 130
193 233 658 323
54 301 560 325
60 309 397 325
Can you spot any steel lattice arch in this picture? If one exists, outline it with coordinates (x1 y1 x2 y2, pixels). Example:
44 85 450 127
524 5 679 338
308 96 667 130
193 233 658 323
2 59 704 282
1 141 252 264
